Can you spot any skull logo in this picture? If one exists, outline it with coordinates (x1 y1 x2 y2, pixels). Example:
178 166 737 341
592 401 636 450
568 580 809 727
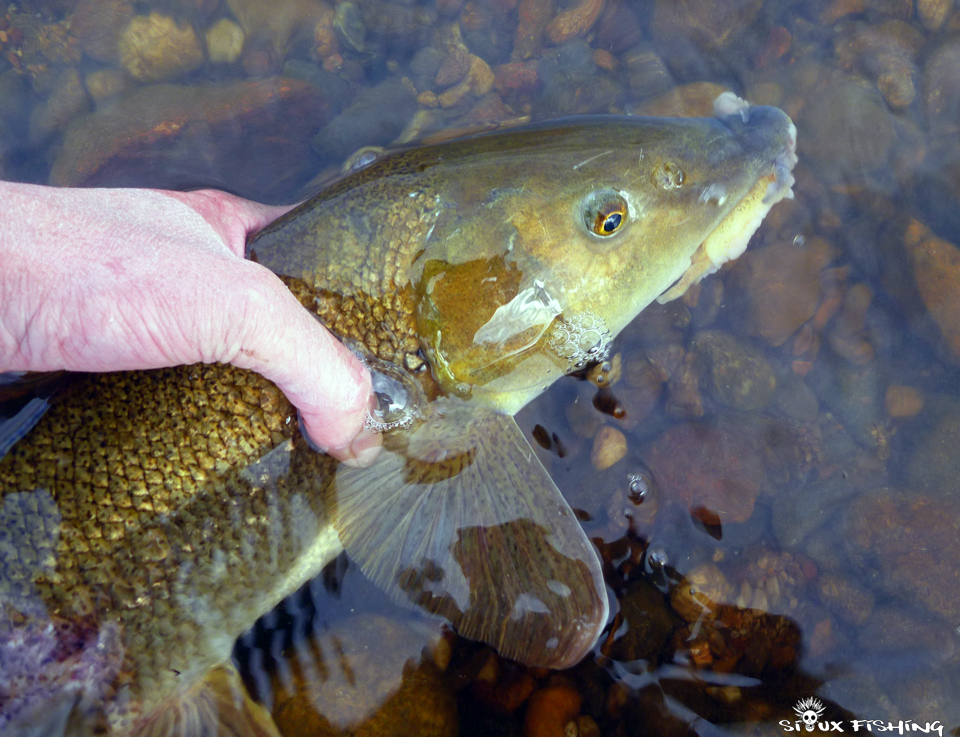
793 697 826 731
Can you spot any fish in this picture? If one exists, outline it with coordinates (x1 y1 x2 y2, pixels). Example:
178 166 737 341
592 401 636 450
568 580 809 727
0 93 797 737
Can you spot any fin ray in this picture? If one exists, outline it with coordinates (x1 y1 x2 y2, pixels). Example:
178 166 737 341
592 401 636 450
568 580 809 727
330 400 608 669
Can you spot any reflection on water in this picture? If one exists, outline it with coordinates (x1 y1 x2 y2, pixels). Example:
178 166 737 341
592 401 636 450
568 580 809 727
1 0 960 733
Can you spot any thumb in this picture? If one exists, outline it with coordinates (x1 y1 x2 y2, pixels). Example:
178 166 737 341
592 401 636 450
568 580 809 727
224 261 382 467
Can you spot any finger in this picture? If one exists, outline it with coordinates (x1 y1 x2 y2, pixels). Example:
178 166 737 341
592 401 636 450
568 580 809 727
159 190 297 258
221 262 382 466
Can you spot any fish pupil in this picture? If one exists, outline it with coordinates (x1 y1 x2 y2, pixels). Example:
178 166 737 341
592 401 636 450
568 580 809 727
583 191 628 237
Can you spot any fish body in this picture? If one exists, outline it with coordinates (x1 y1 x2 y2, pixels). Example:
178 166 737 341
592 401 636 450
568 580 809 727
0 96 796 736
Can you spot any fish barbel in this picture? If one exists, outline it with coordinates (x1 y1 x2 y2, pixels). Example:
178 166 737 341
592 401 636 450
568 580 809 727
0 93 796 736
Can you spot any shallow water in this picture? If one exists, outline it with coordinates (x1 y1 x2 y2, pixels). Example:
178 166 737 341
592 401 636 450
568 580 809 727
3 0 960 733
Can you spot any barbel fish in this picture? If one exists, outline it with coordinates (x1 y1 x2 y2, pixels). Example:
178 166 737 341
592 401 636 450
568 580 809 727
0 92 796 736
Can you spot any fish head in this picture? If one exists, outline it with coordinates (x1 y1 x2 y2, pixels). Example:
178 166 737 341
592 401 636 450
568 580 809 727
414 95 797 414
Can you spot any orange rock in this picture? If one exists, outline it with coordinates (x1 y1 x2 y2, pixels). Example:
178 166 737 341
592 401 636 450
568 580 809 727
634 81 728 117
819 0 865 24
473 669 538 713
884 384 924 418
753 25 791 70
827 333 874 364
642 422 764 523
523 683 582 737
494 60 540 97
545 0 605 45
513 0 553 61
460 1 492 29
591 48 617 72
727 237 837 346
833 282 873 336
591 426 627 471
904 220 960 363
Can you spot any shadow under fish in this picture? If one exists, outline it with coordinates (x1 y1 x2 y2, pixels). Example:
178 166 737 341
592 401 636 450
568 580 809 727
0 93 797 736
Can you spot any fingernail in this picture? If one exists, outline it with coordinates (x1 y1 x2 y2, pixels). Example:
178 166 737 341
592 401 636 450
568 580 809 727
339 426 383 468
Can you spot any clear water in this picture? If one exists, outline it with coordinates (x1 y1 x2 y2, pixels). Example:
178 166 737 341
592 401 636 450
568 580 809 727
2 0 960 733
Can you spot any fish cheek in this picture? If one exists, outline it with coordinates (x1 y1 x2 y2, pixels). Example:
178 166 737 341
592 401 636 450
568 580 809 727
416 255 541 393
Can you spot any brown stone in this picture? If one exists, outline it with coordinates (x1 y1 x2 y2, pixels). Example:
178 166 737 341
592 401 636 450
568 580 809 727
51 77 331 203
545 0 605 45
70 0 133 62
634 81 728 117
512 0 553 61
271 615 455 737
595 0 642 54
652 0 763 50
816 573 874 625
523 682 582 737
228 0 332 73
726 237 837 347
903 220 960 363
884 385 923 417
494 60 539 97
591 426 627 471
918 0 952 30
642 422 764 523
118 13 204 82
844 489 960 623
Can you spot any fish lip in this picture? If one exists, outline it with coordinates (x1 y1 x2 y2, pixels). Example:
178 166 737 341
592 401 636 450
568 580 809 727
764 118 798 204
712 94 799 205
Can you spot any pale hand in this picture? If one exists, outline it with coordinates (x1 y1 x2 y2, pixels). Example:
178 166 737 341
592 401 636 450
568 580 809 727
0 182 380 466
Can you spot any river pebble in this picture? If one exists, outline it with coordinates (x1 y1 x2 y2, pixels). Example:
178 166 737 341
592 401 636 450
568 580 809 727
642 421 765 524
844 487 960 622
903 220 960 364
690 330 776 411
118 13 204 82
270 614 456 737
51 77 330 201
206 18 245 65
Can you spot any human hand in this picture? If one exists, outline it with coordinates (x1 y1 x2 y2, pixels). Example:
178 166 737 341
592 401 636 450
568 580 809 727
0 182 381 467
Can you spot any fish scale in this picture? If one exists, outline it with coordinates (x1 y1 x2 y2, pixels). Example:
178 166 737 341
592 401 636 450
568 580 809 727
0 363 338 731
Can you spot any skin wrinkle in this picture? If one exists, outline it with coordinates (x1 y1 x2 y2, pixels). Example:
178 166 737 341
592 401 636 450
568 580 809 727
0 182 380 464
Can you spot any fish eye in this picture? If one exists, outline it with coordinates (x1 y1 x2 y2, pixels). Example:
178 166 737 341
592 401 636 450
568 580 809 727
582 191 629 237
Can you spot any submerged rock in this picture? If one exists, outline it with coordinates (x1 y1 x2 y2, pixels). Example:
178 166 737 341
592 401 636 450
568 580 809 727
923 41 960 133
118 13 204 82
28 68 90 145
690 330 776 411
903 398 960 493
642 421 765 524
270 615 456 737
312 79 417 162
51 77 331 202
70 0 133 62
535 41 619 117
844 488 960 623
903 220 960 364
227 0 331 73
801 75 898 186
603 579 675 662
725 236 837 347
206 18 245 65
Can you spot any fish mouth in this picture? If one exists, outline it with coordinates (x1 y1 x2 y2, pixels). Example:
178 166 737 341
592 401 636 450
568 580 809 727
657 95 799 305
713 91 798 205
765 117 798 205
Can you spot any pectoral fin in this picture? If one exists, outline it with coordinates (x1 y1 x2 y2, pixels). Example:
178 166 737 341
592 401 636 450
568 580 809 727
328 400 608 669
0 371 68 460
